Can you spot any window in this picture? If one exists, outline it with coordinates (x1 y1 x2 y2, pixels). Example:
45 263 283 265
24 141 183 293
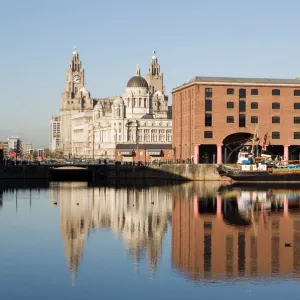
205 99 212 111
251 102 258 109
239 100 246 112
227 116 234 123
294 132 300 139
272 89 280 96
294 117 300 124
204 131 213 138
205 88 212 98
205 113 212 126
227 88 234 95
272 116 280 124
272 132 280 139
227 101 234 109
272 102 280 109
251 116 258 123
239 114 246 127
239 88 246 98
251 89 258 96
294 90 300 96
294 103 300 109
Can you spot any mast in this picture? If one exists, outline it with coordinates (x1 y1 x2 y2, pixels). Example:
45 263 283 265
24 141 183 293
251 125 259 156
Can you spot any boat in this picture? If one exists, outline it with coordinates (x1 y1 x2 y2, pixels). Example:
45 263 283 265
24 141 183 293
218 149 300 182
218 163 300 182
217 127 300 182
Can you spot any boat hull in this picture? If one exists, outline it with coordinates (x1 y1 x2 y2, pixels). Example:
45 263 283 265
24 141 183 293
217 165 300 182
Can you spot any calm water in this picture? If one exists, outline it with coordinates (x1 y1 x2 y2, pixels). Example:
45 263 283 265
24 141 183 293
1 181 300 299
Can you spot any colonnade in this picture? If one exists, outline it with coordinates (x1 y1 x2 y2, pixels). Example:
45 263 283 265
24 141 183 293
193 144 291 164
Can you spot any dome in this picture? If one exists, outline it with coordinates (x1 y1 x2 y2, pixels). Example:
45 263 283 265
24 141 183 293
113 97 124 105
127 76 148 88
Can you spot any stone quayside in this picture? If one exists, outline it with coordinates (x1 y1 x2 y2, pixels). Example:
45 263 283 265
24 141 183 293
0 164 223 181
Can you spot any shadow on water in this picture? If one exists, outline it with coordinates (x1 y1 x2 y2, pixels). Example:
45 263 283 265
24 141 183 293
0 179 50 190
0 177 186 190
88 178 187 189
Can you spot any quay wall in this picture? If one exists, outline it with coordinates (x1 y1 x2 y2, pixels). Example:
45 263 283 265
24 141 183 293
0 165 49 179
0 164 229 181
107 164 228 181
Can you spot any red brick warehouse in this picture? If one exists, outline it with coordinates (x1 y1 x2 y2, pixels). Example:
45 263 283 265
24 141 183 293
172 77 300 163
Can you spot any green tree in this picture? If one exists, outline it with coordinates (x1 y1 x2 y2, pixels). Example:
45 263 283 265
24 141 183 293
32 150 38 160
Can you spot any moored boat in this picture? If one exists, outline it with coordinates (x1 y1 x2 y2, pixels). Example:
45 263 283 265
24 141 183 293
218 156 300 182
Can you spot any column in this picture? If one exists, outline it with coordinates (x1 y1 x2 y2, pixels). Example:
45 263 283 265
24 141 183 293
217 144 223 164
284 145 289 162
284 196 289 217
193 193 199 217
194 144 200 164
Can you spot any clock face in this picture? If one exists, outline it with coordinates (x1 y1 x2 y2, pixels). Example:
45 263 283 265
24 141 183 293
73 75 81 84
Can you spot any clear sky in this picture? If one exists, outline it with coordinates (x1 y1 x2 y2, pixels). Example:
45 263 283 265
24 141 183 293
1 0 300 147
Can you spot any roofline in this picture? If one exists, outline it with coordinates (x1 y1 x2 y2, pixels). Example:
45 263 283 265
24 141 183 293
172 79 300 93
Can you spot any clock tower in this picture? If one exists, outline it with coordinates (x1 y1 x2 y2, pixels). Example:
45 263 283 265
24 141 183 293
60 48 93 156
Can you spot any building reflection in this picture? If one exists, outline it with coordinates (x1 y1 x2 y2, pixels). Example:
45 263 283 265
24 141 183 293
50 182 172 280
172 185 300 280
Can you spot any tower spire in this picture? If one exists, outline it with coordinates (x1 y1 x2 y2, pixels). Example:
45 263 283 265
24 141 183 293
152 49 157 60
146 50 164 93
135 64 140 76
73 46 77 55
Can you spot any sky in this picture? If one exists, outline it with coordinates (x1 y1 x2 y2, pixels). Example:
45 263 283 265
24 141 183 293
1 0 300 147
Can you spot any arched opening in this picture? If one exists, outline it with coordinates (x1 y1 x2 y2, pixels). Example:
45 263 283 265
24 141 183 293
222 132 254 163
288 145 300 161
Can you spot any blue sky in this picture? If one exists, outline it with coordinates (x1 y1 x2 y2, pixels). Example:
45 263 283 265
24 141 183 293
1 0 300 147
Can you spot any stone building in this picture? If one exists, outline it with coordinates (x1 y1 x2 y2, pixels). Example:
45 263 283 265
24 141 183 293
172 77 300 164
60 49 94 157
91 62 172 160
49 116 61 152
58 49 172 160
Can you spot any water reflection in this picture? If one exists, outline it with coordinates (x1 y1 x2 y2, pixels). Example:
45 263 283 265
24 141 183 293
50 182 173 280
172 183 300 281
7 181 296 283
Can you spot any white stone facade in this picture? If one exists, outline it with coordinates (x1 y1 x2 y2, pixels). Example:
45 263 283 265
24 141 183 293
58 50 172 159
60 50 93 156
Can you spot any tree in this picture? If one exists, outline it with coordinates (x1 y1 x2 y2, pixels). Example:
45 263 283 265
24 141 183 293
54 149 64 159
32 150 38 160
44 148 50 158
